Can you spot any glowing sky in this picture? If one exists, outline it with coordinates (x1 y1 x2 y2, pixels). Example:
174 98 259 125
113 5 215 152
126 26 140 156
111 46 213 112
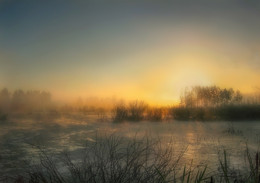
1 0 260 104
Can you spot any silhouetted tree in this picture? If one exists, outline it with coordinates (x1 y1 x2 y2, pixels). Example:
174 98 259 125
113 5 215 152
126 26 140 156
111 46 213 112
0 88 11 112
11 89 26 111
180 86 242 108
232 90 243 104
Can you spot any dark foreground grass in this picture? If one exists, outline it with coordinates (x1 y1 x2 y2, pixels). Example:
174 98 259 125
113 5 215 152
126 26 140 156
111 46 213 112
1 135 260 183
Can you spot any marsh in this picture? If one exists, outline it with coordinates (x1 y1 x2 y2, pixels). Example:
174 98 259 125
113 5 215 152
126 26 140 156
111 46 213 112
1 112 260 181
1 0 260 182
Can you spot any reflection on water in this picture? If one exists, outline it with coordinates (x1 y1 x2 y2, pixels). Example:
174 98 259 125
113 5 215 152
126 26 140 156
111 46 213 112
0 113 260 176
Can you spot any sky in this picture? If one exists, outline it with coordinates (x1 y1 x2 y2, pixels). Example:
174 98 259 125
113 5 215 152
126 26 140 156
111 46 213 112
0 0 260 104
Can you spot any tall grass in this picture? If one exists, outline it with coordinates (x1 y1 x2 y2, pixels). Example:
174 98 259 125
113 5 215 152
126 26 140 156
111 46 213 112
217 149 260 182
2 134 260 182
4 134 212 183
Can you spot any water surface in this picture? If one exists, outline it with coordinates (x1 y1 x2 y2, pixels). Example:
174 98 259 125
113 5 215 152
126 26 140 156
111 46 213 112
1 113 260 176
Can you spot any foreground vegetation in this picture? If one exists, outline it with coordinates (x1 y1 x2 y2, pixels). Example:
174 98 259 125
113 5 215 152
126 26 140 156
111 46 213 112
1 134 260 183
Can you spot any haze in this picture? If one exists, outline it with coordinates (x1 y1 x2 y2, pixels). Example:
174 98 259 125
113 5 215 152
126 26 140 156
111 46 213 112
1 0 260 104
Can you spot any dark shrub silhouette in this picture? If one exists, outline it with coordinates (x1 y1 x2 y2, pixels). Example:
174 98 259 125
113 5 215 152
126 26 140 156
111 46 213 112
146 107 164 121
112 100 148 122
216 104 260 121
171 107 191 120
128 100 147 121
112 103 128 122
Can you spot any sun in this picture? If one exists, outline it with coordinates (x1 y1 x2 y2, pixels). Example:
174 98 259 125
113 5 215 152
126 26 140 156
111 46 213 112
170 67 213 94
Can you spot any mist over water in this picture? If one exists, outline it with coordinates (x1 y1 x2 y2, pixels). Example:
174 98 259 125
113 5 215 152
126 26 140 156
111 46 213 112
1 111 260 177
1 0 260 181
0 88 260 181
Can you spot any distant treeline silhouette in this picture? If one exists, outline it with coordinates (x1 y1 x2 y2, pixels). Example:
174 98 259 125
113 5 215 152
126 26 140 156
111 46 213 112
0 88 52 114
1 86 260 121
171 86 260 121
112 86 260 122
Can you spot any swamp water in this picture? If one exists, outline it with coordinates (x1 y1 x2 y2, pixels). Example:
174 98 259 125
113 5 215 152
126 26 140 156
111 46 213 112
1 113 260 177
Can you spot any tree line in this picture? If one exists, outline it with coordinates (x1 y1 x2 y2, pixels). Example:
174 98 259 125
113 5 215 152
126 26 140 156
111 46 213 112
0 88 52 113
113 86 260 122
180 86 243 108
1 86 260 121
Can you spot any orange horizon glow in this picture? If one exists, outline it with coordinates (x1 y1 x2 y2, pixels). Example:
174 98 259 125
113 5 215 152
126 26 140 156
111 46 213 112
1 0 260 105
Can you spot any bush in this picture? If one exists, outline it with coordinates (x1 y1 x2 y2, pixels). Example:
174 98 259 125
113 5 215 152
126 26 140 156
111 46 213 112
112 103 128 122
216 104 260 121
128 100 147 121
171 107 191 120
146 107 164 121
